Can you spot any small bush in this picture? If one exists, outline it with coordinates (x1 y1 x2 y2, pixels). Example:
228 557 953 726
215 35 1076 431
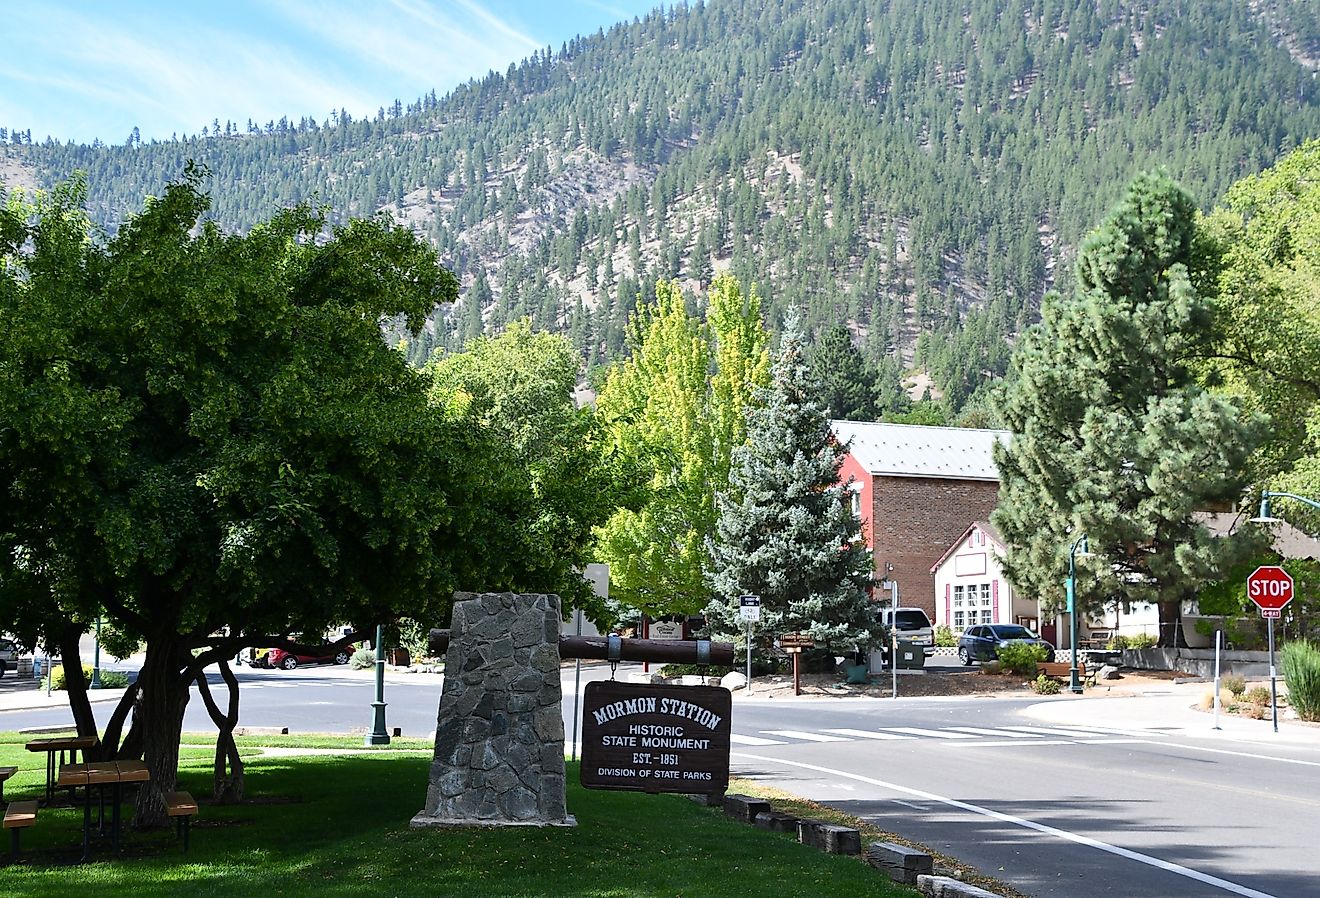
1244 703 1267 720
1199 688 1236 711
41 664 129 691
980 660 1003 675
1222 674 1247 696
934 625 957 647
1126 633 1157 649
996 642 1050 676
350 647 377 670
1281 641 1320 721
1245 686 1272 706
1031 673 1060 694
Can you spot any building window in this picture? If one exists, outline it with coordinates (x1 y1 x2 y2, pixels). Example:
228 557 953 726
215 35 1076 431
981 608 993 624
953 585 964 608
954 610 965 628
980 583 992 607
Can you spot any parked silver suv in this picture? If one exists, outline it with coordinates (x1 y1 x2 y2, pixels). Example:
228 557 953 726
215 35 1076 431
878 607 936 655
0 637 17 678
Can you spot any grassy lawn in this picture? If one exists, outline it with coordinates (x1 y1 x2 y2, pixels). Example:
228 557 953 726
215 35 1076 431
0 732 916 898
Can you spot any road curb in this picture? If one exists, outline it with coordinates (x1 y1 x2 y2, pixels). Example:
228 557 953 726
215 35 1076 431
917 874 1005 897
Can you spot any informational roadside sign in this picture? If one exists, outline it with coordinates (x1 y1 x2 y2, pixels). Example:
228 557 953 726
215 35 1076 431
579 681 732 795
648 620 683 640
1247 565 1294 616
779 632 814 649
739 595 761 622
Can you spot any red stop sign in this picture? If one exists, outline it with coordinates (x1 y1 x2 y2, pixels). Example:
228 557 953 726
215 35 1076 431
1246 565 1294 613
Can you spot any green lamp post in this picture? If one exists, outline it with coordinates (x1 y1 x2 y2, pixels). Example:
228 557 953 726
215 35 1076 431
365 624 391 746
1066 534 1093 695
1251 490 1320 524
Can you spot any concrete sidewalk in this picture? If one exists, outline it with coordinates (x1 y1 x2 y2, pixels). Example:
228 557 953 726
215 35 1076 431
1025 679 1320 747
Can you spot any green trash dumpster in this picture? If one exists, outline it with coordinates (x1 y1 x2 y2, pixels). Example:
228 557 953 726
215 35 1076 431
895 640 926 670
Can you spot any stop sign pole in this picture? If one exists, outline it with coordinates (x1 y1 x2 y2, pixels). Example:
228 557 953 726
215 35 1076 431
1247 565 1295 733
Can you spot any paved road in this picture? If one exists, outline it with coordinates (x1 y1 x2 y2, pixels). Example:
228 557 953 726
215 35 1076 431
4 664 1318 898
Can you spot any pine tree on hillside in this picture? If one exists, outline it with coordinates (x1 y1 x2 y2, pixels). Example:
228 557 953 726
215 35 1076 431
991 171 1264 647
705 310 879 654
809 323 878 421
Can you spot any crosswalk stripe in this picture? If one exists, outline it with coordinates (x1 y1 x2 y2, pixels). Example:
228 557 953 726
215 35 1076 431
821 729 916 740
880 727 978 739
997 725 1104 738
761 730 851 742
954 739 1073 747
730 734 787 746
942 726 1039 738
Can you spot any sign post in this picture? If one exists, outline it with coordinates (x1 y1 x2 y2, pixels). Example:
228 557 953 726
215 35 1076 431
739 595 760 693
1247 565 1294 733
780 632 815 696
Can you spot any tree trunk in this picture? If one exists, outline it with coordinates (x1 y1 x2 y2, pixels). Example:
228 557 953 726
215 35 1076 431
196 660 245 802
1157 601 1188 649
133 638 190 828
57 626 99 743
102 683 140 760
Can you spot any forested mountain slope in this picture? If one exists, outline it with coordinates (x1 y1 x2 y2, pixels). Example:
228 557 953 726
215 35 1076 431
3 0 1317 412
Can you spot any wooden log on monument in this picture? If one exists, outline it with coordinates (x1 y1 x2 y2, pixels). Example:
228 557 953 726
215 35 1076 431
428 629 733 665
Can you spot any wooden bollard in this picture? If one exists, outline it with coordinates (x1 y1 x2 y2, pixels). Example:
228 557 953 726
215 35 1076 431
428 629 734 666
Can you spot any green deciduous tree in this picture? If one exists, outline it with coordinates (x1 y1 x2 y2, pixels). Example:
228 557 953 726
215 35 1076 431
426 318 640 622
1202 139 1320 533
992 171 1263 646
594 275 769 619
0 172 498 824
705 310 879 653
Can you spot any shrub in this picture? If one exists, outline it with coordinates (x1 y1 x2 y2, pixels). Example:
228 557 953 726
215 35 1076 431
1244 703 1267 720
1222 674 1247 696
1031 673 1060 694
934 625 957 647
980 660 1003 675
1126 633 1157 649
1199 688 1236 710
1281 641 1320 721
350 647 377 670
1245 686 1272 707
41 664 130 691
996 642 1050 676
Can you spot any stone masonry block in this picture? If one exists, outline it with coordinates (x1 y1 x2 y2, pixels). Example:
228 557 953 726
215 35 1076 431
797 820 861 855
916 875 1005 898
752 811 800 833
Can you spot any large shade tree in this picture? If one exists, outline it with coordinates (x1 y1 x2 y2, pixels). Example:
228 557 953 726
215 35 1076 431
594 275 770 620
705 311 879 654
1202 139 1320 533
0 171 500 823
992 171 1262 646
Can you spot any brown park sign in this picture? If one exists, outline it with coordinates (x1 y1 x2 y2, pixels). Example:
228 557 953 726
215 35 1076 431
779 632 815 649
580 680 731 795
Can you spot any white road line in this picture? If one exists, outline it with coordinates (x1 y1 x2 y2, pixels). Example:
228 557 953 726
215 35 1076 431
822 729 916 740
733 752 1283 898
892 799 923 810
942 726 1040 738
953 739 1073 747
881 727 978 739
729 734 787 746
998 725 1106 738
762 730 851 742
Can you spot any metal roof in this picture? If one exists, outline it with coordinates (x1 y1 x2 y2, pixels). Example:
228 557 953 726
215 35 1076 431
831 421 1009 481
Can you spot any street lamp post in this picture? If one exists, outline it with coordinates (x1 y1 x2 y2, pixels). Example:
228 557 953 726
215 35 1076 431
1251 491 1320 524
90 614 102 690
365 624 391 746
1066 534 1092 695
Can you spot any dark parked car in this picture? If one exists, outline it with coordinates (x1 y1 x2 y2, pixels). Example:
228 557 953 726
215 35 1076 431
268 642 355 671
0 637 16 678
958 624 1053 665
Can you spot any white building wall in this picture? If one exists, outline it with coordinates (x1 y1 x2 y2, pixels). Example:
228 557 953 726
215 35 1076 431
932 526 1019 633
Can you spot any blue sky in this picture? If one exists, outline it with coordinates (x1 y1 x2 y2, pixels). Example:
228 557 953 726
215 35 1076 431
3 0 662 144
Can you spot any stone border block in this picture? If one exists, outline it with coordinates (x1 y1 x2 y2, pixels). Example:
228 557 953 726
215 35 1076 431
917 875 1005 897
752 810 800 833
723 793 771 822
866 841 934 884
797 819 862 855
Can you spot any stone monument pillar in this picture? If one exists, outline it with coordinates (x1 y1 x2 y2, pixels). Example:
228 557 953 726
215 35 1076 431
412 592 574 827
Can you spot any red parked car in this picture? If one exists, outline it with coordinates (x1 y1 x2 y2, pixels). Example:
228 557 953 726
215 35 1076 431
267 642 354 670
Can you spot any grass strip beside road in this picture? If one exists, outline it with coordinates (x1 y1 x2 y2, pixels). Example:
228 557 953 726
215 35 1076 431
0 732 915 898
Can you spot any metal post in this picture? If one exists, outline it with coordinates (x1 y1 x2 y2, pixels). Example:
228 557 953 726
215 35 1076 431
891 580 898 700
571 609 582 763
745 619 752 694
91 615 102 690
1214 623 1224 728
365 623 391 746
1067 535 1086 695
1268 617 1278 734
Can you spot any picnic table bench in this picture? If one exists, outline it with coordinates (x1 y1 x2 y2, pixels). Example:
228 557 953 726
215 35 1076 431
1036 660 1096 688
165 791 198 853
26 735 98 804
0 766 16 803
3 800 38 859
57 760 149 859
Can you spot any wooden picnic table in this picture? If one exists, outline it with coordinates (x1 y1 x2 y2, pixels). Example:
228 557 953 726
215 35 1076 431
0 765 16 802
57 760 149 859
25 735 98 805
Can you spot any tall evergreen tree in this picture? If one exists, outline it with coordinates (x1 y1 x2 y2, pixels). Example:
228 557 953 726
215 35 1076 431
992 171 1263 646
705 310 879 653
809 323 878 421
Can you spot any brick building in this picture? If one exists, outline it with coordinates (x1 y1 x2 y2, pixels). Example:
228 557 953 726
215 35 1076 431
832 421 1009 622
